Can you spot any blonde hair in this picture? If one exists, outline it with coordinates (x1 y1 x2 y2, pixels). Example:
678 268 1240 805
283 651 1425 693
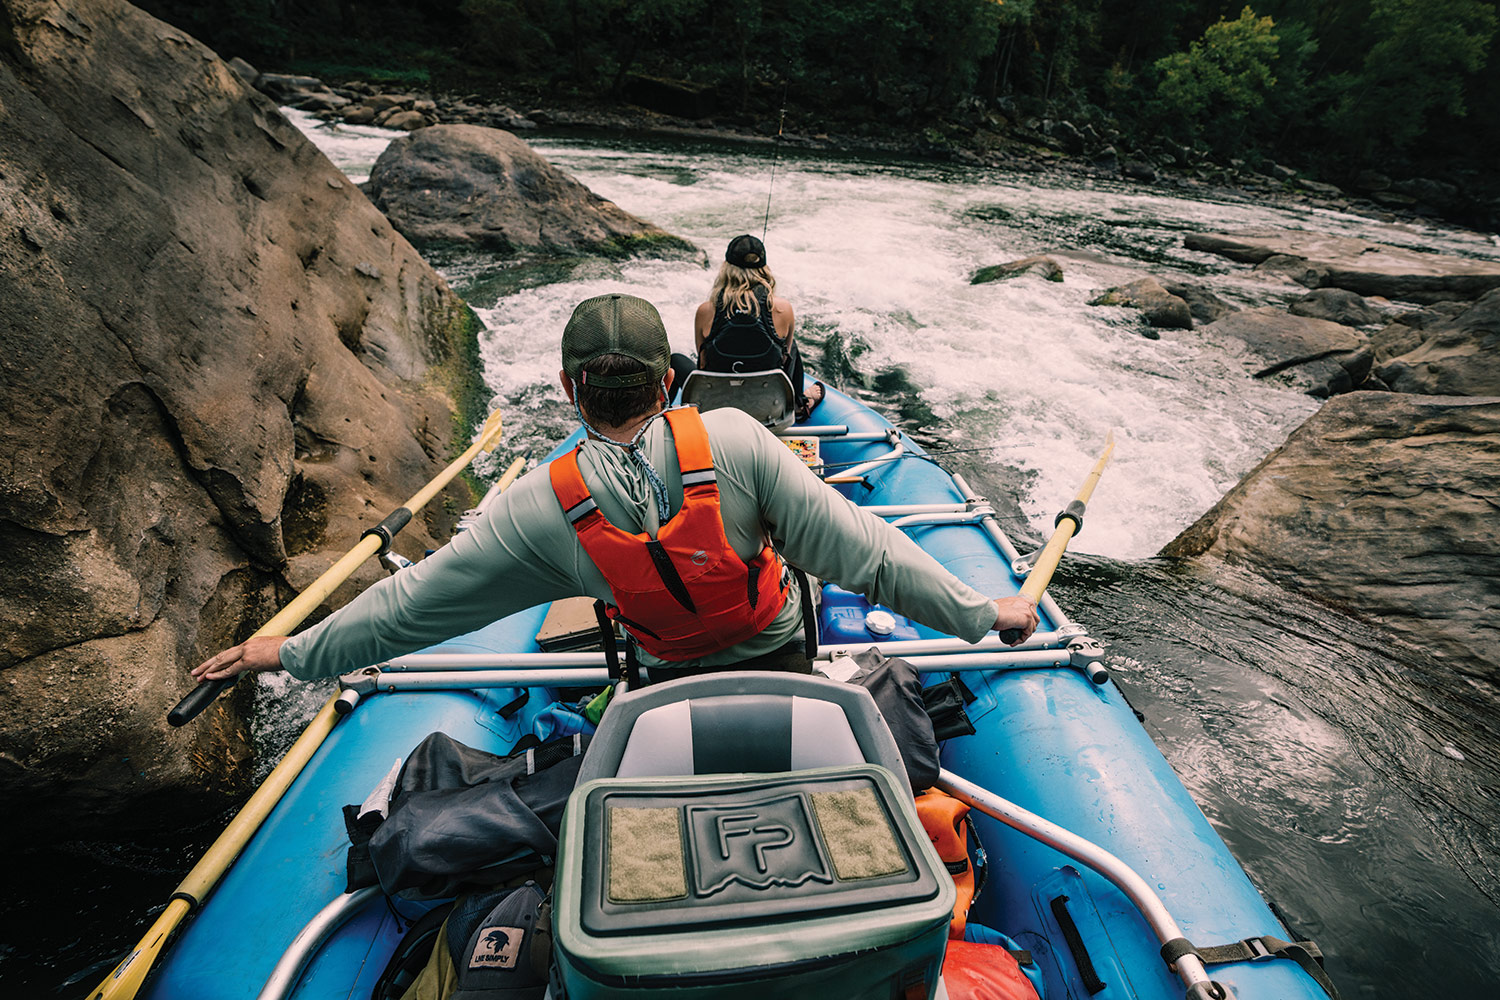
711 261 777 316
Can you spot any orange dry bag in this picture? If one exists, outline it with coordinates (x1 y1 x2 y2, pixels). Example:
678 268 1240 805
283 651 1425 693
915 789 975 938
942 940 1043 1000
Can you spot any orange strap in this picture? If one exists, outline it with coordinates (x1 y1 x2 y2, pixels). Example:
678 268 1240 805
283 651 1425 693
917 789 975 939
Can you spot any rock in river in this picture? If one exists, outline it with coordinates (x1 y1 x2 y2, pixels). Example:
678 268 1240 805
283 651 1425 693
365 123 701 260
1377 289 1500 397
1186 230 1500 303
0 0 486 840
1200 307 1373 396
1162 393 1500 677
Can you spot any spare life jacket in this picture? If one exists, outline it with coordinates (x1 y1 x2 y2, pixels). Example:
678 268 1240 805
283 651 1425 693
549 406 789 661
916 788 977 938
700 285 788 375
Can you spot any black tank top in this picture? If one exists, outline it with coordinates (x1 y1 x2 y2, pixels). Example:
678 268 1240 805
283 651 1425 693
700 286 788 375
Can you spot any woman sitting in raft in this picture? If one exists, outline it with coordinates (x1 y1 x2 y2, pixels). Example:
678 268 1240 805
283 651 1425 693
672 234 825 422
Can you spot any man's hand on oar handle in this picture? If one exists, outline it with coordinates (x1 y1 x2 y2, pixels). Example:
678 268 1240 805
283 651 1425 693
192 636 288 681
992 595 1039 645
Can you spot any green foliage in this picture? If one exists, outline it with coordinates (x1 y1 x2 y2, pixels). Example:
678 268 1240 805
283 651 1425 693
1324 0 1498 155
135 0 1499 193
1153 7 1281 151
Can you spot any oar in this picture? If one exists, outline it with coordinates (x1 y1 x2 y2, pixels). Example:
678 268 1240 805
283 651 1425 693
167 409 508 727
92 413 513 1000
998 431 1115 643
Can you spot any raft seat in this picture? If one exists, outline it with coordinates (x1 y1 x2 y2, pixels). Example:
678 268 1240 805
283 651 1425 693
679 368 798 433
574 670 907 782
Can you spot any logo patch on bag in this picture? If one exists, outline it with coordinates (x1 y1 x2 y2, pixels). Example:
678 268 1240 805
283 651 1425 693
469 924 524 969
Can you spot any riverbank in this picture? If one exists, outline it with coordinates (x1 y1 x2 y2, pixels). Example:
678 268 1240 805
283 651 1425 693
247 65 1500 239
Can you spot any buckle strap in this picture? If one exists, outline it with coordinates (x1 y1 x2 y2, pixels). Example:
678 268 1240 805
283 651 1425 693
1162 936 1341 1000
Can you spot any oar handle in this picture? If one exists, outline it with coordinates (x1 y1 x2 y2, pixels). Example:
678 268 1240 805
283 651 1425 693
168 677 233 726
167 411 507 727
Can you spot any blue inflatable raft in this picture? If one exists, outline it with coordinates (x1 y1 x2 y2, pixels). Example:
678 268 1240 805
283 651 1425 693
116 383 1339 1000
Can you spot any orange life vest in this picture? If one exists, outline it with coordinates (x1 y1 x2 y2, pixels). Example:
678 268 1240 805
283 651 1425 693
549 407 789 661
916 789 976 939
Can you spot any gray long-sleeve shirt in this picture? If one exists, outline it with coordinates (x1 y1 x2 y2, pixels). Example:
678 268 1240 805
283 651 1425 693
281 407 997 680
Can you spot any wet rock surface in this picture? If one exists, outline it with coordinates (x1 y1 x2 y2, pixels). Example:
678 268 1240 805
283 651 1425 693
0 0 484 840
364 123 701 261
1162 393 1500 678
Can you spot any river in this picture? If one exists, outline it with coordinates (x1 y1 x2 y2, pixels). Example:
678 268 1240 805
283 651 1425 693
5 111 1497 998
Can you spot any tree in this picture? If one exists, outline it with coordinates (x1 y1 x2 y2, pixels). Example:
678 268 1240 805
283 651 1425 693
1325 0 1498 155
1153 6 1281 152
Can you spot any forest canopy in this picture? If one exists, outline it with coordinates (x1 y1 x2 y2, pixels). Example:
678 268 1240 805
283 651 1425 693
140 0 1499 186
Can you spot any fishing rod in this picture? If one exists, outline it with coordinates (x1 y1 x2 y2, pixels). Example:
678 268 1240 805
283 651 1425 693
95 415 519 1000
761 82 789 239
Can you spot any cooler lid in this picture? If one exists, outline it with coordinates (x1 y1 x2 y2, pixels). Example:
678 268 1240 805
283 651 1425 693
571 765 943 937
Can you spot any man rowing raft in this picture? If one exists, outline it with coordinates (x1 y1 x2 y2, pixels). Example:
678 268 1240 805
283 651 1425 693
193 293 1036 684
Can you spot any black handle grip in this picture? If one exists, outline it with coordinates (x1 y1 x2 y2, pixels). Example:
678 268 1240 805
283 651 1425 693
997 627 1023 644
168 677 236 727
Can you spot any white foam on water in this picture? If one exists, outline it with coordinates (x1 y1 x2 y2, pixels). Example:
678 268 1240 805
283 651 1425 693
290 122 1499 561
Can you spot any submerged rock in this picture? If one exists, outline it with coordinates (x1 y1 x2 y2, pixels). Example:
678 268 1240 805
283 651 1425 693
1162 393 1500 677
1160 279 1237 325
1186 230 1500 303
970 255 1064 283
365 123 701 260
0 0 485 840
1289 288 1384 327
1201 307 1372 396
1088 277 1192 329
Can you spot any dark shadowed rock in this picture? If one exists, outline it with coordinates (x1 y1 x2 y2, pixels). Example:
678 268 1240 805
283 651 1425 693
1162 393 1500 677
1088 277 1192 329
1377 289 1500 396
0 0 485 840
1202 307 1373 396
970 255 1064 284
1186 230 1500 303
1160 279 1237 325
365 123 700 260
1289 288 1384 326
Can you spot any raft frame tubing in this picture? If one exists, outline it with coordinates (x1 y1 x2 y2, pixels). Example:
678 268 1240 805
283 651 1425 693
936 769 1224 1000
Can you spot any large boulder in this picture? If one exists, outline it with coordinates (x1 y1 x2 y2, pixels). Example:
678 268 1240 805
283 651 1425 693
364 123 700 259
1202 307 1373 396
1186 230 1500 303
1162 393 1500 677
0 0 486 841
1377 289 1500 396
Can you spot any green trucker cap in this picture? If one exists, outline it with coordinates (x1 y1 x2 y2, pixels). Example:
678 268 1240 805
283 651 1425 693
561 293 672 389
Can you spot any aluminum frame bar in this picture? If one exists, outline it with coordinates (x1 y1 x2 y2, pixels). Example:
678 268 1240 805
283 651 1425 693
816 630 1082 658
256 886 382 1000
382 651 608 671
935 769 1217 997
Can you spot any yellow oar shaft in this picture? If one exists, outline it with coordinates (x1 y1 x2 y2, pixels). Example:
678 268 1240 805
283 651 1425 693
98 412 512 1000
1017 434 1116 605
92 696 342 1000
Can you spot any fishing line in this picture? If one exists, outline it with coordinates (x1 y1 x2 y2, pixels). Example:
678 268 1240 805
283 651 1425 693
761 82 789 240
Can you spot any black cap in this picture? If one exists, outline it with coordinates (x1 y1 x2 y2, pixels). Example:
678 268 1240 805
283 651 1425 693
726 234 767 269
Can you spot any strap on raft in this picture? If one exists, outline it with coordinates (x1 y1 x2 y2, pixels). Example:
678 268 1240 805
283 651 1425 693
1161 935 1343 1000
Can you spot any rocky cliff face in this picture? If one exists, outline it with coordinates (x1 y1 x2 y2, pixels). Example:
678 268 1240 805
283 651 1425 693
0 0 485 840
1162 393 1500 677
